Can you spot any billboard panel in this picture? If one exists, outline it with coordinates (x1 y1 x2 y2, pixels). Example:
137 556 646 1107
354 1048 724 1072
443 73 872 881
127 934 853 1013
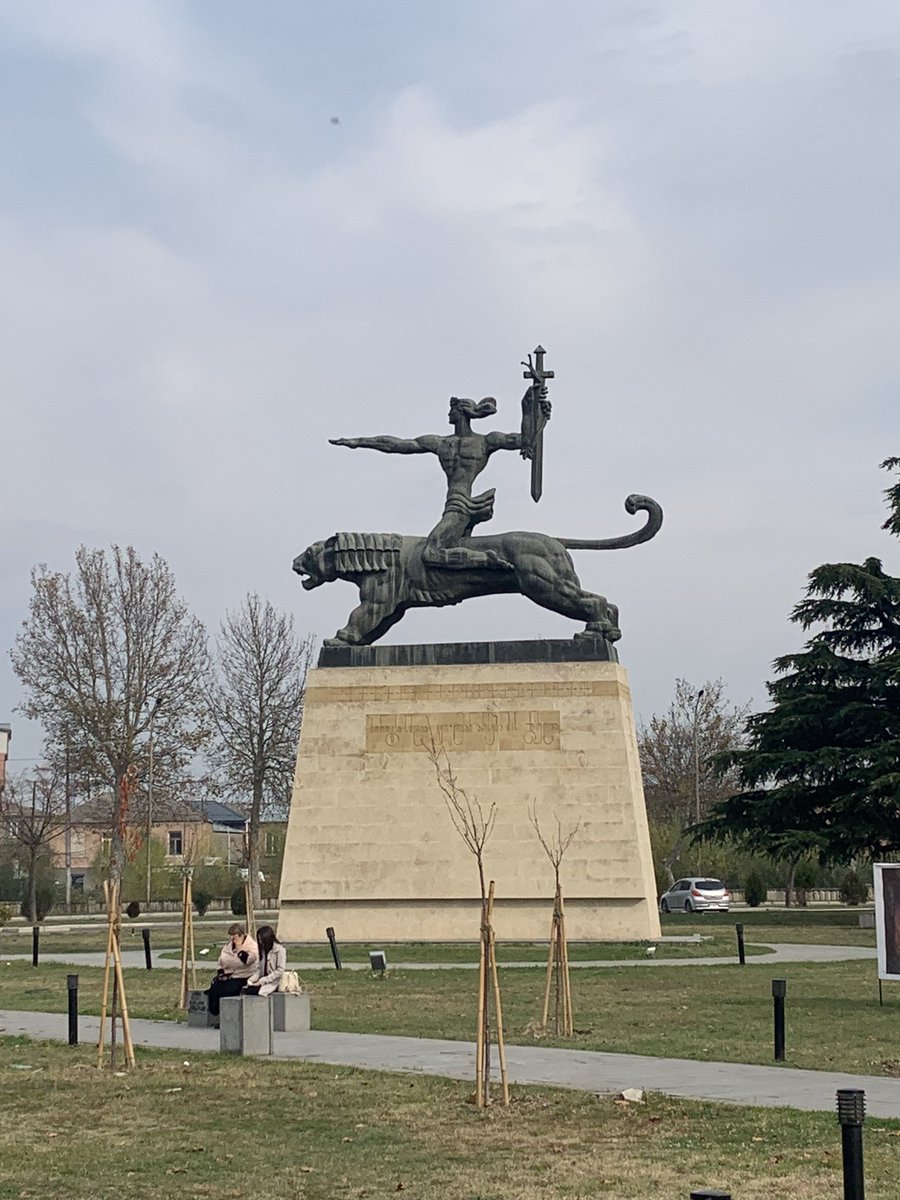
874 863 900 982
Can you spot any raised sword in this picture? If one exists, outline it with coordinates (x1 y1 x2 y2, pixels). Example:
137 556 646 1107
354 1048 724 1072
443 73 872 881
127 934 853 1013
521 344 554 502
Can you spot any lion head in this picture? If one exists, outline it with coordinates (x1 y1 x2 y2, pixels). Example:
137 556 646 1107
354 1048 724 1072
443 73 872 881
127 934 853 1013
293 540 334 589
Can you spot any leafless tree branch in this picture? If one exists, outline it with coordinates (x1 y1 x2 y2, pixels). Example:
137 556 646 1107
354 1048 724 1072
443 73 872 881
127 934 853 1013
207 593 314 907
426 732 496 906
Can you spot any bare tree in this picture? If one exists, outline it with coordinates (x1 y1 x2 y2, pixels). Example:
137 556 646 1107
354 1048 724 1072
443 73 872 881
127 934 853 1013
529 803 580 1035
208 594 314 909
638 678 749 881
11 545 209 883
529 804 581 898
0 771 67 922
427 737 507 1106
428 739 497 907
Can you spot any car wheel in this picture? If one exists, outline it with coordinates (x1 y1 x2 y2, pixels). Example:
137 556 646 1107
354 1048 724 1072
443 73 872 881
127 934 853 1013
660 899 669 914
684 898 693 913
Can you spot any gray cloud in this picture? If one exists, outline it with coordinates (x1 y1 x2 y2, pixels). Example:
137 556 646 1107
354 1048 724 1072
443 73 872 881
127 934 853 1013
2 2 899 764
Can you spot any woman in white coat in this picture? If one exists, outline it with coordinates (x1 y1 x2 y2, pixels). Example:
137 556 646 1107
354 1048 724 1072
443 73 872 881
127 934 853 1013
243 925 286 996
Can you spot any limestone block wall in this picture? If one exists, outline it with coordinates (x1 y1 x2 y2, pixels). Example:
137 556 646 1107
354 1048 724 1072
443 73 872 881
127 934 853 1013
279 659 661 942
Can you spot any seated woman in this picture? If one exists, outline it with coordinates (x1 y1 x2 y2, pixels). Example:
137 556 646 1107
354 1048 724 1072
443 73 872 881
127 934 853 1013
242 925 286 996
206 923 258 1025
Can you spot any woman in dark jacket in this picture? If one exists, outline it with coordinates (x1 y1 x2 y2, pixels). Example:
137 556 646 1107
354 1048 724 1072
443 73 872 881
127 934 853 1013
205 923 258 1024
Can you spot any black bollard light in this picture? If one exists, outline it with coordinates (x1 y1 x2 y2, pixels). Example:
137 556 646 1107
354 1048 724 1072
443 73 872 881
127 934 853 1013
326 925 342 970
772 978 787 1061
690 1191 731 1199
141 927 152 970
837 1088 866 1200
735 922 746 966
66 974 79 1046
32 925 39 968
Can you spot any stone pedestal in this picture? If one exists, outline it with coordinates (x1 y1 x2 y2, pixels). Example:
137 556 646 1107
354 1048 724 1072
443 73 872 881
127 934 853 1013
279 641 661 943
219 995 273 1056
271 991 311 1032
186 989 216 1028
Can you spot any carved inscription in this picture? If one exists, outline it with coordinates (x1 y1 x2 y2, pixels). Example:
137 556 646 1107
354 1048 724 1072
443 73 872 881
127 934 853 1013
308 678 626 705
366 710 560 753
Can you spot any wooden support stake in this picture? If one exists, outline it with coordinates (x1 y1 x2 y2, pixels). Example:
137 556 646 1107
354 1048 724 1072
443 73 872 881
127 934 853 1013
541 905 557 1030
242 829 256 937
97 878 136 1069
96 880 114 1068
177 872 197 1008
488 916 509 1105
112 937 136 1067
559 891 573 1036
482 883 496 1106
541 886 575 1036
178 872 190 1009
186 876 197 993
475 892 487 1107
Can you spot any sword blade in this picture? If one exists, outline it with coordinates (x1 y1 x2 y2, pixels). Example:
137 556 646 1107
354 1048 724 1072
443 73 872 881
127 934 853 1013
530 426 544 502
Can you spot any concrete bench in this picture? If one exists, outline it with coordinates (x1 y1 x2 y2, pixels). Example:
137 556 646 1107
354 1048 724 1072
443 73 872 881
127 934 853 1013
219 995 273 1056
271 991 310 1033
186 989 216 1028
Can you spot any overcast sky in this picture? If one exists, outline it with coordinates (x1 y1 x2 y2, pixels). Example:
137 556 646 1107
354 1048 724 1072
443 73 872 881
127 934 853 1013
3 1 899 770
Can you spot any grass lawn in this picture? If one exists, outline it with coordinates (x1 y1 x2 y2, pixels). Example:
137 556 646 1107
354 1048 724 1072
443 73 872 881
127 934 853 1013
4 926 776 960
0 920 240 955
662 911 876 947
1 1038 899 1200
157 939 771 964
0 955 896 1076
2 906 874 956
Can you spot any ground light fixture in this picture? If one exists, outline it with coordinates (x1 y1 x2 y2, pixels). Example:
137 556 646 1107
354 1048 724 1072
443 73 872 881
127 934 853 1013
836 1088 866 1200
369 950 387 976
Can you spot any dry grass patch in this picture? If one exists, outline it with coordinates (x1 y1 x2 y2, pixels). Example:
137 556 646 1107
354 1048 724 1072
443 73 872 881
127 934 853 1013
1 1039 899 1199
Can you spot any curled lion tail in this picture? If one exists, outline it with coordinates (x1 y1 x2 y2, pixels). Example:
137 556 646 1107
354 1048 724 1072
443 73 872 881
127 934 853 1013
558 494 663 551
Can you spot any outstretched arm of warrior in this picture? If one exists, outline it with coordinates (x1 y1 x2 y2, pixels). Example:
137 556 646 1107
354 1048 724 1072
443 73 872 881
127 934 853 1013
329 435 442 455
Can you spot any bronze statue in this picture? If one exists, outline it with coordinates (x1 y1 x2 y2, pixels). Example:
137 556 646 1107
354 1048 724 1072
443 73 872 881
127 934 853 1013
296 347 663 647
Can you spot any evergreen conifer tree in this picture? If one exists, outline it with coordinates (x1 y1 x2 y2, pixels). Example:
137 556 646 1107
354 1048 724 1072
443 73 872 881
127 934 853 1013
706 459 900 863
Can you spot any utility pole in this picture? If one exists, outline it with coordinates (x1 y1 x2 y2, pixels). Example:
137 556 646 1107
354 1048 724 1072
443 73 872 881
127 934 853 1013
64 742 72 913
145 698 163 907
693 688 705 874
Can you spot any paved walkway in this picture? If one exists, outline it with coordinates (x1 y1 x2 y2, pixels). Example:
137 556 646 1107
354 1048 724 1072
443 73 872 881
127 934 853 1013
1 1007 897 1118
0 943 877 971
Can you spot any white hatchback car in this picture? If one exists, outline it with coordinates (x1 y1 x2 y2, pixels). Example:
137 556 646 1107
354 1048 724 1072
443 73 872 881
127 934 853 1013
659 877 731 913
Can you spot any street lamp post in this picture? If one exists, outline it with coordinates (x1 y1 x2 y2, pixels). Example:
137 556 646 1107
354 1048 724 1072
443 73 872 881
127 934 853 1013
693 688 705 874
64 741 72 914
145 698 163 907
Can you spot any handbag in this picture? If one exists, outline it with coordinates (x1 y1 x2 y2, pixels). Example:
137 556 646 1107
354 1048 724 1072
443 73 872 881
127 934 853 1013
279 969 304 994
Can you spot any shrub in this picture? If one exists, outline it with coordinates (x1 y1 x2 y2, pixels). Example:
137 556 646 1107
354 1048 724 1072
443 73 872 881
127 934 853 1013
125 900 141 919
840 869 869 906
0 904 12 928
192 889 212 917
792 859 819 907
230 886 246 916
743 870 767 908
19 881 55 922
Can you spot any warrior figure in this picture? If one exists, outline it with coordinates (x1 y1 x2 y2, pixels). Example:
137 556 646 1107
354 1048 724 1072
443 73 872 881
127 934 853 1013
330 384 550 571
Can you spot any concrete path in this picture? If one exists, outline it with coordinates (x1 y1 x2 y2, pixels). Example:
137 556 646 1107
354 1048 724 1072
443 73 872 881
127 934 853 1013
1 1007 897 1118
0 942 876 971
